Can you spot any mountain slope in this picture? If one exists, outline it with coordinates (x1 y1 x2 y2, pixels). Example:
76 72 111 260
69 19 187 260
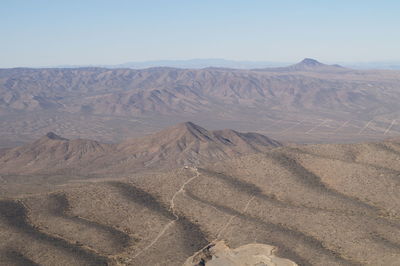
0 60 398 117
117 122 281 168
0 132 113 174
2 136 400 265
0 122 281 174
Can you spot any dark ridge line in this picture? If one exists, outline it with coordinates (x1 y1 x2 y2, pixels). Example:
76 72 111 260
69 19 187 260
199 168 368 217
268 152 382 215
269 153 344 191
370 232 400 251
107 181 209 255
387 141 400 152
286 146 400 179
201 165 400 236
372 142 400 160
198 168 291 208
185 191 361 266
48 193 133 250
0 200 109 266
175 215 210 255
107 181 175 220
283 146 400 224
2 249 41 266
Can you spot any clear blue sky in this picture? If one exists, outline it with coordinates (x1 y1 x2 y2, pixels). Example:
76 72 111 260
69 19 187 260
1 0 400 67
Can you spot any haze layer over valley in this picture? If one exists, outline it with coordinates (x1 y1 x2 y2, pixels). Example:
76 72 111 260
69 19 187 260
2 59 400 147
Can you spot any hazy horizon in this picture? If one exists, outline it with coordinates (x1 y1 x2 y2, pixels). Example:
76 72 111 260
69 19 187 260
2 57 400 70
1 0 400 68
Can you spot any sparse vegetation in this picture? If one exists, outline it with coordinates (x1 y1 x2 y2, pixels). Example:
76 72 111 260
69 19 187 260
1 123 400 265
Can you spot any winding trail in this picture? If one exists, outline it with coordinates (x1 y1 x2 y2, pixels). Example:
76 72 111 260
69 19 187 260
217 195 255 239
132 167 200 259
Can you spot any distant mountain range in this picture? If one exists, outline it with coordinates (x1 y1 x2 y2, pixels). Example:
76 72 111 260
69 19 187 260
345 62 400 70
49 58 400 70
54 58 289 70
2 58 400 146
0 58 395 120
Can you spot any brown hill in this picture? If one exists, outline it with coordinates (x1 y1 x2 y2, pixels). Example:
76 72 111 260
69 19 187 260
0 132 113 174
117 122 281 168
0 122 281 175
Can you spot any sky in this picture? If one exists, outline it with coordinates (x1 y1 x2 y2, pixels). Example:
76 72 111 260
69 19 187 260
1 0 400 67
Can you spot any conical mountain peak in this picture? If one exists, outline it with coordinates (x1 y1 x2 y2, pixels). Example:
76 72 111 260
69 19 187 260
298 58 324 66
44 132 68 141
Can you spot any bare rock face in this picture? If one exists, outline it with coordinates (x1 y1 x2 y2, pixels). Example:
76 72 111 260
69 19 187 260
184 241 297 266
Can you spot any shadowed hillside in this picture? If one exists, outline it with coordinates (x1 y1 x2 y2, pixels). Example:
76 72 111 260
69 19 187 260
1 122 400 265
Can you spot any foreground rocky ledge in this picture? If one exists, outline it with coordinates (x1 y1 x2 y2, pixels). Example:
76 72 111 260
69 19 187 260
184 241 297 266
